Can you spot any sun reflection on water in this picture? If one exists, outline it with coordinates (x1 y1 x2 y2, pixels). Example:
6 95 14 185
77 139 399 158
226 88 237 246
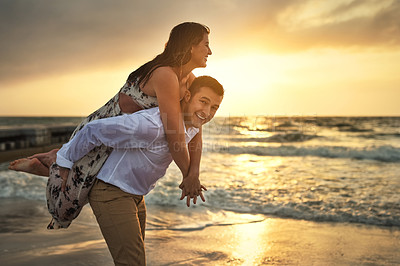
230 217 274 265
227 154 284 191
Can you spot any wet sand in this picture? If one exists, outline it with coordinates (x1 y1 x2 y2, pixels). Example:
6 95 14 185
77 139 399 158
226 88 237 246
1 199 399 265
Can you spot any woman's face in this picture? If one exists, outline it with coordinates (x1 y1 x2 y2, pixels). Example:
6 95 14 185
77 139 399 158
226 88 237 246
191 34 212 68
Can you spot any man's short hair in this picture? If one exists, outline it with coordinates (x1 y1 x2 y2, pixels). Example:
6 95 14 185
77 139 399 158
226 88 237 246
188 76 224 97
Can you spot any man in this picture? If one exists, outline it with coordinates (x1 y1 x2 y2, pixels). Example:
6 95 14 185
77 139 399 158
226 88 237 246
48 75 223 265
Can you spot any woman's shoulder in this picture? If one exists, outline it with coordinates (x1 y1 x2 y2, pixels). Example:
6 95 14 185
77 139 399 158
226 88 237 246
149 67 179 87
152 66 177 79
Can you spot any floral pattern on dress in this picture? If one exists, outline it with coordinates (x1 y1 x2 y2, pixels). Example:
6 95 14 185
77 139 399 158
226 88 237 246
46 78 158 229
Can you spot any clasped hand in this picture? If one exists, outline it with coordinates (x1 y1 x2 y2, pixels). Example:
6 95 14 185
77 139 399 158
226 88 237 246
179 175 207 207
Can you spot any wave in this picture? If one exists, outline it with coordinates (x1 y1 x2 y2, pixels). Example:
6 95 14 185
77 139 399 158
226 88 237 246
204 201 400 227
358 133 400 139
0 170 47 201
2 167 398 229
147 216 265 231
145 193 400 228
232 133 318 143
337 126 373 132
212 145 400 162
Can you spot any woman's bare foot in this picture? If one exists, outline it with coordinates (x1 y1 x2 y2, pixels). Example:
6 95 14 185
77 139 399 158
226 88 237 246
8 158 49 176
28 149 58 168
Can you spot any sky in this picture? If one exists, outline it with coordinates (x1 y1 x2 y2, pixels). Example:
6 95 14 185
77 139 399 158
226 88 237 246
1 0 399 117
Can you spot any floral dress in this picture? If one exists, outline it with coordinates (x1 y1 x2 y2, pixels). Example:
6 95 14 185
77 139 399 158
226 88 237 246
47 78 158 229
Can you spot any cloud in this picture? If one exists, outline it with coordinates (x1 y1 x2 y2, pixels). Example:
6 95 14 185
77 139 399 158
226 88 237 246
0 0 196 84
243 0 400 52
1 0 399 86
304 0 400 46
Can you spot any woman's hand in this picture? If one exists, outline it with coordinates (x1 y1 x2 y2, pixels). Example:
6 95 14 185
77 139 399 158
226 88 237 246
179 174 207 207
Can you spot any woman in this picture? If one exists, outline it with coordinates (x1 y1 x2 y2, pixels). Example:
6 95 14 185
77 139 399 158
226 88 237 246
9 21 212 228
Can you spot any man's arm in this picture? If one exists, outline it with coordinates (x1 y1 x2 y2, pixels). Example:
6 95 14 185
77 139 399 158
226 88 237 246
56 112 161 169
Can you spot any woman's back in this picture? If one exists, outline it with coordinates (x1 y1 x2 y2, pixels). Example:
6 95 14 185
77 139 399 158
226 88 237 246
70 77 158 138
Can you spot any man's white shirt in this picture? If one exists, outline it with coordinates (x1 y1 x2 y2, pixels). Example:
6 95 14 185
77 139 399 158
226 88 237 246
56 107 199 195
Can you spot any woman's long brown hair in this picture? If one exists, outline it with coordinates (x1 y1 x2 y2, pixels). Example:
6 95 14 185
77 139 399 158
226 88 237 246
127 22 210 86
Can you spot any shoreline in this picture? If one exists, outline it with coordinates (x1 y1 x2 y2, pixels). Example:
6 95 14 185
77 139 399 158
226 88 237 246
1 199 399 265
145 206 400 265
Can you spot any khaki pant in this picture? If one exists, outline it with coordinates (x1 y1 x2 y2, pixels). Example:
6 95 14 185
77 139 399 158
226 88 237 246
89 179 147 266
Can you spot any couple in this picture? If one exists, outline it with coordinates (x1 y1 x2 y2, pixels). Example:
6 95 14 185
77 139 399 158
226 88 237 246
9 22 221 265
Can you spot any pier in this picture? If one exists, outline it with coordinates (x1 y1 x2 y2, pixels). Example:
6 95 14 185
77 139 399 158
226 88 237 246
0 125 76 163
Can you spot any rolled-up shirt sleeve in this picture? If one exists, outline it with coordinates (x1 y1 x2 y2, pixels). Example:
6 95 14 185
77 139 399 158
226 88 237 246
56 111 162 169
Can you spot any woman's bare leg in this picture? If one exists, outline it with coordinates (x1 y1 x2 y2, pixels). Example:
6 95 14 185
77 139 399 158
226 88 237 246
8 158 49 176
28 149 59 168
8 149 59 176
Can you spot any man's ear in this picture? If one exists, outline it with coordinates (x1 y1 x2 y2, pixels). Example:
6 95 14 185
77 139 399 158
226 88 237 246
184 90 191 103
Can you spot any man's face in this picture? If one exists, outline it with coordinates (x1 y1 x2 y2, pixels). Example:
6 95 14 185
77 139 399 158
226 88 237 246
183 86 223 128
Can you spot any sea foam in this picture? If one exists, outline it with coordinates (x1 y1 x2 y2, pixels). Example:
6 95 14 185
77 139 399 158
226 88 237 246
211 144 400 162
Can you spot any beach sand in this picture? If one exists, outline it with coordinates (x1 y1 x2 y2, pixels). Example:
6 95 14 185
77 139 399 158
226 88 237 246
1 199 399 266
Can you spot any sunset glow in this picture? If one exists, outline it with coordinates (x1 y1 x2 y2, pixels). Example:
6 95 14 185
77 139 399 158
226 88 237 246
1 0 399 116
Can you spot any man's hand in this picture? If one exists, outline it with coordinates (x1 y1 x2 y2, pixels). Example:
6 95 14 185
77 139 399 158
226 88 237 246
179 175 207 207
59 166 70 192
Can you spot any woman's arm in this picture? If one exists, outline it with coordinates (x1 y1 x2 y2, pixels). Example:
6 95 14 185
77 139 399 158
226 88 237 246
186 75 202 178
151 68 207 206
179 72 205 205
152 68 191 178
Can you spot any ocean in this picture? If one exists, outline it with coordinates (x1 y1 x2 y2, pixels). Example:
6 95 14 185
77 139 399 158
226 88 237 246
0 116 399 229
